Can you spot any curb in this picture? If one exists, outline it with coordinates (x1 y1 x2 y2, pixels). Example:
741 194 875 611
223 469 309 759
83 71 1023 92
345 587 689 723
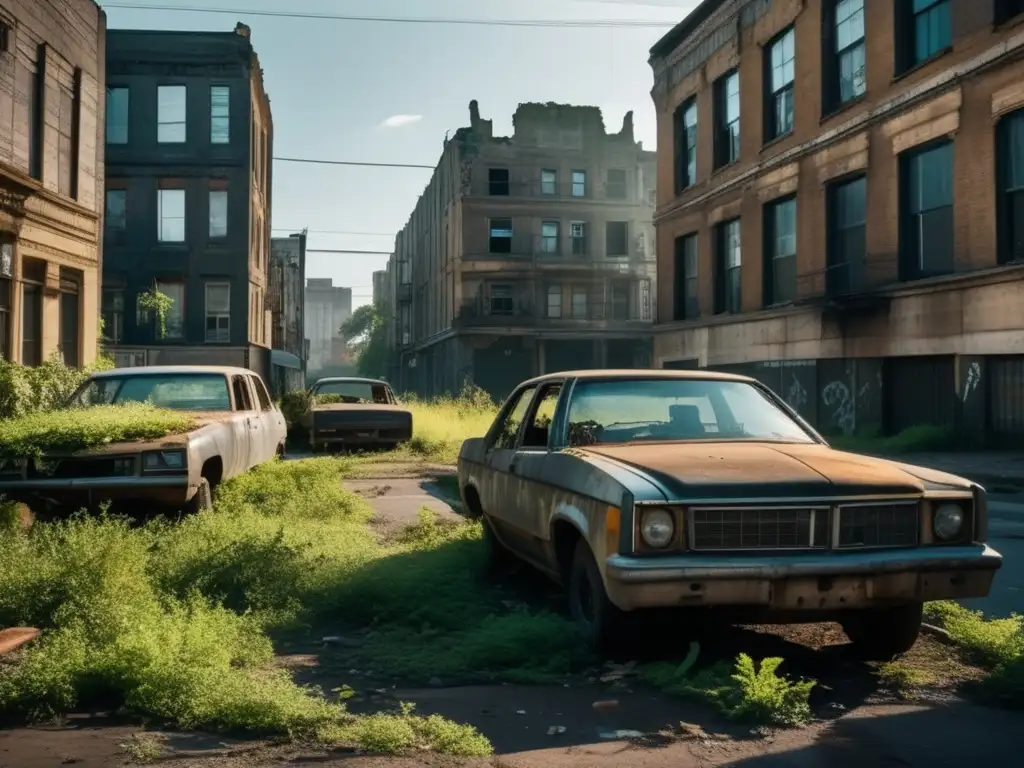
920 623 954 645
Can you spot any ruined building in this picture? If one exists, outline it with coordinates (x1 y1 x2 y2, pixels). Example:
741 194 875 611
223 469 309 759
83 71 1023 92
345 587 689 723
380 101 658 399
650 0 1024 448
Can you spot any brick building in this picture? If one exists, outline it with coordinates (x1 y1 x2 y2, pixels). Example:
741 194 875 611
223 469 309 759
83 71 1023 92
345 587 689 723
0 0 106 368
101 24 274 378
268 232 306 396
380 100 658 400
650 0 1024 448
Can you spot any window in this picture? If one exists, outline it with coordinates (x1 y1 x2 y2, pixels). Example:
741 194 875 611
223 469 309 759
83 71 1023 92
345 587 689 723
995 0 1024 25
570 222 587 255
673 233 699 320
105 189 126 231
157 85 186 143
541 221 559 254
824 0 866 112
489 168 509 196
997 110 1024 264
571 170 586 197
606 222 628 257
714 70 740 168
610 281 630 320
249 374 274 411
489 217 513 253
489 284 513 315
901 141 954 280
209 189 228 238
827 175 866 295
714 218 741 314
205 282 230 342
0 245 11 361
494 386 536 449
22 282 42 366
765 28 795 141
27 49 42 180
158 189 185 242
210 86 229 144
897 0 950 72
546 285 562 318
312 380 393 404
607 169 627 199
571 287 588 319
57 80 79 199
764 197 797 305
101 288 124 343
673 98 697 192
232 375 254 411
541 169 557 195
106 87 129 144
154 280 185 339
521 384 562 449
72 373 232 411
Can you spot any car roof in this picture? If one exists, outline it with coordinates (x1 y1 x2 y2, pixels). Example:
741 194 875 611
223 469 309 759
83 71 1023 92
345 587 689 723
312 376 392 386
88 365 253 378
517 368 757 388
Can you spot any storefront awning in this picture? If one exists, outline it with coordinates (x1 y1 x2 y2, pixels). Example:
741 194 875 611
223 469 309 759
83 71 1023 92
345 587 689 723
271 349 302 370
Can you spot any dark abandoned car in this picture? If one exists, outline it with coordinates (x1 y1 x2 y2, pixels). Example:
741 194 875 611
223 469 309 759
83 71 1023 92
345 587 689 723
456 369 1002 657
301 377 413 451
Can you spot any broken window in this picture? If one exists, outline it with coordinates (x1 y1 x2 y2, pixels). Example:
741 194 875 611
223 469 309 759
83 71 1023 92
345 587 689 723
489 168 510 196
489 284 513 315
606 222 629 257
606 169 627 199
489 218 513 253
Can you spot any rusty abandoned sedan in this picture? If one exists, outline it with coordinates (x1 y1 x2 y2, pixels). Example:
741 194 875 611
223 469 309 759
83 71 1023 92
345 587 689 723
457 369 1002 657
0 366 287 514
301 377 412 452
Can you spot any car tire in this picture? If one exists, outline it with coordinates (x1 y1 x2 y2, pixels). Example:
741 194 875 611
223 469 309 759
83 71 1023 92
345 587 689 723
481 515 516 574
568 539 626 652
841 602 924 660
183 477 214 515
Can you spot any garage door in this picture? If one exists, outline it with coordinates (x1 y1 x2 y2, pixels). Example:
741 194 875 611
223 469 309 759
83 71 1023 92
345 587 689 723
988 356 1024 448
883 356 956 435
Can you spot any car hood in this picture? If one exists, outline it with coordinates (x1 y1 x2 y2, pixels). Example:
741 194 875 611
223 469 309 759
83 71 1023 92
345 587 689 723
575 441 973 499
45 411 234 458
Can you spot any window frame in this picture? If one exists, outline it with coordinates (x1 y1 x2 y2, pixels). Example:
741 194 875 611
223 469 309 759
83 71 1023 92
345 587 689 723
488 167 510 196
540 220 560 254
488 283 514 316
606 221 629 257
540 168 557 195
209 188 228 238
106 86 129 145
210 85 230 144
714 218 742 314
571 170 587 197
157 84 187 144
896 0 951 74
822 0 866 114
764 27 796 143
157 188 186 243
571 287 588 319
101 286 124 344
673 233 699 321
154 279 185 340
606 169 628 199
546 284 562 318
996 109 1024 265
569 221 587 256
105 189 127 232
673 97 698 193
713 70 740 169
826 174 868 296
205 281 231 343
488 217 513 254
763 196 797 306
899 139 955 281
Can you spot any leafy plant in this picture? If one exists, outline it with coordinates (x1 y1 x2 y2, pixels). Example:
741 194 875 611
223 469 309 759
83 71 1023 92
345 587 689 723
0 355 113 421
137 288 175 340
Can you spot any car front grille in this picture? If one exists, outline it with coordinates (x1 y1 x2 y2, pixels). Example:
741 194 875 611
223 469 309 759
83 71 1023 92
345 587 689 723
689 507 830 551
836 502 920 549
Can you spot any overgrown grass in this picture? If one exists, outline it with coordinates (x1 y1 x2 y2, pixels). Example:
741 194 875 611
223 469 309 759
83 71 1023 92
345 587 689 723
401 398 497 464
924 601 1024 707
828 424 957 455
0 460 492 755
0 404 195 459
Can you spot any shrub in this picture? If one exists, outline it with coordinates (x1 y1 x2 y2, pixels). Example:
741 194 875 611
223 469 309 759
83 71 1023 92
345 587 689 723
0 355 114 421
279 389 312 432
0 404 195 460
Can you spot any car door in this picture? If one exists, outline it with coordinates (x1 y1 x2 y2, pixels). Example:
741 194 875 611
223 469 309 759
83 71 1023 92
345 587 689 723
481 385 536 549
248 373 285 459
503 381 564 566
230 374 258 471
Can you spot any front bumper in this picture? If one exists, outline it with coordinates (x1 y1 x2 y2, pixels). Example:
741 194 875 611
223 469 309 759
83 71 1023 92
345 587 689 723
603 544 1003 612
0 476 191 508
311 427 411 448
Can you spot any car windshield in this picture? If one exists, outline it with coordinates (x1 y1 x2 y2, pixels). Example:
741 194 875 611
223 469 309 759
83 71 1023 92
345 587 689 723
312 381 391 405
71 373 232 411
566 378 815 446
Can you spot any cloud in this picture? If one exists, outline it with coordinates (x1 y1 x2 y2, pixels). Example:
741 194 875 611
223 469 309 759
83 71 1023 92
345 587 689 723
380 114 422 128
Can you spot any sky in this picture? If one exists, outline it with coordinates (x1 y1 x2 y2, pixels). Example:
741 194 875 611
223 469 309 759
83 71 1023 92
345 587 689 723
103 0 698 309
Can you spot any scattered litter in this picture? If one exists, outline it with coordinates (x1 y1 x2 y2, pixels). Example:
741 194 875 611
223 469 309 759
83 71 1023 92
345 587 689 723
600 729 645 740
547 725 567 735
592 699 620 710
678 722 705 739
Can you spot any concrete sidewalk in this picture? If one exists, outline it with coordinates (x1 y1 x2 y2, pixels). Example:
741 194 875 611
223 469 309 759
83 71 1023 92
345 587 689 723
876 452 1024 489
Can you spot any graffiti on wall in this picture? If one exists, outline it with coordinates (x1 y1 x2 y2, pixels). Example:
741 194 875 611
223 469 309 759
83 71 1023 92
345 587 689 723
786 374 808 411
823 380 855 434
962 362 980 402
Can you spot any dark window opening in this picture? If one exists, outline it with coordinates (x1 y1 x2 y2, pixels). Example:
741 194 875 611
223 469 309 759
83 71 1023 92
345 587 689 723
28 46 44 181
489 168 509 196
489 218 513 253
102 287 124 343
713 218 741 314
827 175 867 296
489 284 514 315
763 197 797 306
822 0 865 114
995 0 1024 25
896 0 950 74
764 28 795 142
673 98 697 193
610 281 630 320
713 70 740 169
997 109 1024 264
0 245 10 362
59 273 81 368
22 282 42 366
673 233 699 321
900 140 954 281
607 169 627 199
606 222 629 257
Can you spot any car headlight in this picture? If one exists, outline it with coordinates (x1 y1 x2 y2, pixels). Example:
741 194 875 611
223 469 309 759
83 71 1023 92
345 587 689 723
933 503 965 541
143 450 186 472
640 508 675 549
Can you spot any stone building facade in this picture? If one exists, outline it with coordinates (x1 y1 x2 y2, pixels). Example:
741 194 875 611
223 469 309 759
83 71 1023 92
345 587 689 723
381 101 658 400
0 0 106 368
650 0 1024 447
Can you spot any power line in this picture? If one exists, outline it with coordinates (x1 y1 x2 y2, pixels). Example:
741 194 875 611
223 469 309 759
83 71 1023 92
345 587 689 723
102 4 677 28
307 249 392 255
272 228 395 236
274 156 434 169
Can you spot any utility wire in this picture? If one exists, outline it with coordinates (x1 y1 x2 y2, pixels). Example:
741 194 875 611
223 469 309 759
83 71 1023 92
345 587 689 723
307 249 392 255
272 228 395 236
273 156 434 169
102 3 677 28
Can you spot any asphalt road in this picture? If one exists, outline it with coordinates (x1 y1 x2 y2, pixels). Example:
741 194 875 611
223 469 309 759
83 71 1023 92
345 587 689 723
961 492 1024 618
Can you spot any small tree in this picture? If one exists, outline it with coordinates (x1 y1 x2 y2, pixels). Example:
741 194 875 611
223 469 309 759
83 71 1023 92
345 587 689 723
137 287 174 340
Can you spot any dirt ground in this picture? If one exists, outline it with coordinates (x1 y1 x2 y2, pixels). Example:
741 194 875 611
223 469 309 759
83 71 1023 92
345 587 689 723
3 463 1023 767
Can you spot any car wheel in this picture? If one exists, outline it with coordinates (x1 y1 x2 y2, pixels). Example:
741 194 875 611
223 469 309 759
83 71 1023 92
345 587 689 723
481 515 516 573
183 477 214 515
568 539 626 652
841 602 924 660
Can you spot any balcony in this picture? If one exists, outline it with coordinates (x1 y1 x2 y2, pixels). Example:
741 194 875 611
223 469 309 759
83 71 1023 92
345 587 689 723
453 298 651 330
469 178 651 204
795 253 898 310
466 233 650 270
